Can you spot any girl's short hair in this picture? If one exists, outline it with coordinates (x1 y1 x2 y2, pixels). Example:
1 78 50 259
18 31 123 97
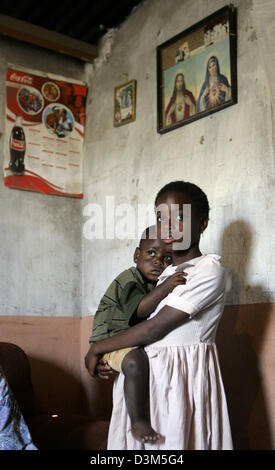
155 181 210 219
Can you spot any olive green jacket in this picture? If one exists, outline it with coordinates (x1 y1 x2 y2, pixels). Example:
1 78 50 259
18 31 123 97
89 267 155 344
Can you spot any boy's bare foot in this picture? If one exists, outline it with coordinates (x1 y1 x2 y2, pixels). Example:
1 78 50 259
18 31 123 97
131 421 161 443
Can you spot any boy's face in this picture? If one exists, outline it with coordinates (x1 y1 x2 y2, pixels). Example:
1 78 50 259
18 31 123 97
134 238 172 282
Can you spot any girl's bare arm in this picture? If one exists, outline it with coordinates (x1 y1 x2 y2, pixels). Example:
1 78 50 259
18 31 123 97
85 305 188 377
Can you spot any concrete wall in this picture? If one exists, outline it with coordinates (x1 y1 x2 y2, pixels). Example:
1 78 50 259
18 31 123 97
0 36 83 317
0 316 83 415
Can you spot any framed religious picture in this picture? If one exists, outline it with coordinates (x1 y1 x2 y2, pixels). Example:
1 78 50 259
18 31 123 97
114 79 136 127
156 5 237 133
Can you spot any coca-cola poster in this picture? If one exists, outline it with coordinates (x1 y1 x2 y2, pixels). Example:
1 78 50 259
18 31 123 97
3 67 87 198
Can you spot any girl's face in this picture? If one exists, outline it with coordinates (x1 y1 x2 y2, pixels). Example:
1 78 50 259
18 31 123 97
208 60 217 77
155 191 206 250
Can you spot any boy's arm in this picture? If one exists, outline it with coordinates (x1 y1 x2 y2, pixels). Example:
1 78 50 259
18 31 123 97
85 304 189 377
136 271 187 319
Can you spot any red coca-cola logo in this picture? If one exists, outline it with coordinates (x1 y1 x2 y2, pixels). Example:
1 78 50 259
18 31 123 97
11 139 25 151
10 72 33 85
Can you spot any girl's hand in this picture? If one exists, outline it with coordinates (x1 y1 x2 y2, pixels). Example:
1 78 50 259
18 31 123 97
85 347 115 380
159 271 188 296
96 358 115 380
85 346 102 378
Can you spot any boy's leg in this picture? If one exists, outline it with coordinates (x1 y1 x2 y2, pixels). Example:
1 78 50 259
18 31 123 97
121 348 160 443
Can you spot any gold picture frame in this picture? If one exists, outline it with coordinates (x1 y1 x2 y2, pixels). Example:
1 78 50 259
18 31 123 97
114 79 136 127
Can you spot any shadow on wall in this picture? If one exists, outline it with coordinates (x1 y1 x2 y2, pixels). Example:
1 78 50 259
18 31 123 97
29 357 84 416
216 220 273 450
81 353 116 421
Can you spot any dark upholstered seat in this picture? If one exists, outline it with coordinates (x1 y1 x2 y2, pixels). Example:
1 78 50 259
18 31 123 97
0 342 109 450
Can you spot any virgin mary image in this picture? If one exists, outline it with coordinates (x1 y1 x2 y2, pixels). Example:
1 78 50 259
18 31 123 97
165 72 196 126
197 55 231 112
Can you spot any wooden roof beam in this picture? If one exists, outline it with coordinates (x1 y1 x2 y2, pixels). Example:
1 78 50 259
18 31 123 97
0 13 98 62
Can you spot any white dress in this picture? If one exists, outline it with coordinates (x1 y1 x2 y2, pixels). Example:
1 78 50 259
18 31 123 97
107 254 233 450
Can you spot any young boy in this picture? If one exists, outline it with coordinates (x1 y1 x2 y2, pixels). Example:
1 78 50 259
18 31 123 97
86 226 187 443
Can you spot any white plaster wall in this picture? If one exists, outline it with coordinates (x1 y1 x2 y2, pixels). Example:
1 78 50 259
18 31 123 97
0 37 84 316
83 0 275 317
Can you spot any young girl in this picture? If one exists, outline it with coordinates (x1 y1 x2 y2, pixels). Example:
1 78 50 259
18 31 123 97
85 181 233 450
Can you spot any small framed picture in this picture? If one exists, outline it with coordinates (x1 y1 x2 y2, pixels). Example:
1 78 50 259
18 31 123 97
114 79 137 127
157 5 237 133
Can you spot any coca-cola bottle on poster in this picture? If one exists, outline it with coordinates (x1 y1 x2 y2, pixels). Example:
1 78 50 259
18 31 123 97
9 115 26 174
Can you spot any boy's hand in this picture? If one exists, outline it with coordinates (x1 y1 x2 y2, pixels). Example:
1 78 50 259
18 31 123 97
159 271 188 295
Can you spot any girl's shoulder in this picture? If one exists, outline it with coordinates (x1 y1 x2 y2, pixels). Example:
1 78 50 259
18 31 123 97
200 253 221 262
195 254 224 276
181 255 225 293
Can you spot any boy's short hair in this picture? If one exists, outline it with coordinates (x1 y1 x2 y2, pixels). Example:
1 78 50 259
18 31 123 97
139 225 157 248
155 181 210 219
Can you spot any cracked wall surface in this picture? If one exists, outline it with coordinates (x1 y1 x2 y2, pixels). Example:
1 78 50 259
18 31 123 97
83 0 275 317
